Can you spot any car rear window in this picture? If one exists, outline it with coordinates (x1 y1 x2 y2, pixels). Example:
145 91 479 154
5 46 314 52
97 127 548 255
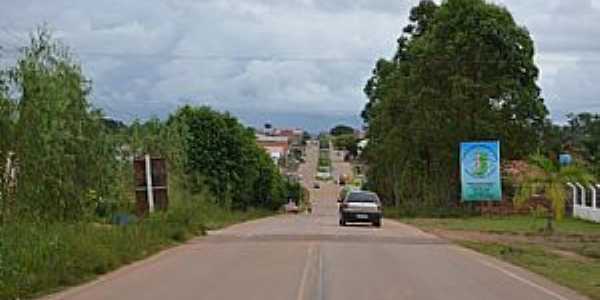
346 193 378 203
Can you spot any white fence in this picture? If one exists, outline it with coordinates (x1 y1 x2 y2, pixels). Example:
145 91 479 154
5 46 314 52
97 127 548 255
567 183 600 223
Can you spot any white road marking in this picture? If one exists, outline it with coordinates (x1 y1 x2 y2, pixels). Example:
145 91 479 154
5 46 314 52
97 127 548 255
297 243 316 300
317 245 324 300
454 246 571 300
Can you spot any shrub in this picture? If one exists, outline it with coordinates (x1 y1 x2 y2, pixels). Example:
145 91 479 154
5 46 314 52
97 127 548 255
0 196 273 300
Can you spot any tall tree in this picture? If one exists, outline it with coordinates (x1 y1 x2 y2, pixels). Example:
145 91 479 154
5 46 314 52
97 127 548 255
9 28 115 221
363 0 548 207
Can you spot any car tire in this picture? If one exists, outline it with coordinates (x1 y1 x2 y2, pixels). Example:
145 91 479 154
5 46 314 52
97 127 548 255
373 219 381 227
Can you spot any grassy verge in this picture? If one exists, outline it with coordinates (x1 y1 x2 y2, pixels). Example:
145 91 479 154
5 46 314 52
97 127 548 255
399 216 600 235
460 241 600 300
0 199 274 300
393 215 600 299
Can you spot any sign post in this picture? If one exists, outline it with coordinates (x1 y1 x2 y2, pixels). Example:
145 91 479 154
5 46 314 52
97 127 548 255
460 141 502 202
134 156 169 216
145 154 155 213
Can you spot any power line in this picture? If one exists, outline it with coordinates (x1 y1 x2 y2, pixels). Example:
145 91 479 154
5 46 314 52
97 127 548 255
4 46 600 65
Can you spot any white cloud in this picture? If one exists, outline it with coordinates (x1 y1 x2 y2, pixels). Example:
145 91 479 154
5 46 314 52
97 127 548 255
0 0 599 130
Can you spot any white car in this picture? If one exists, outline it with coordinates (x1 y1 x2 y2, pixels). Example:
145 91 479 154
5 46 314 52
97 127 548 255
339 191 382 227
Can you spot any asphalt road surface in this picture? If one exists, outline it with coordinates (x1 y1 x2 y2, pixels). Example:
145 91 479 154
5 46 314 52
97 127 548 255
44 143 587 300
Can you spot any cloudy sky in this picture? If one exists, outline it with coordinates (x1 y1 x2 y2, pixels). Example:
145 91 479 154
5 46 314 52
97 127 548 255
0 0 599 132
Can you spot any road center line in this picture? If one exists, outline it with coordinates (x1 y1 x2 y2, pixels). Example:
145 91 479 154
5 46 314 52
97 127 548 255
296 243 316 300
317 244 324 300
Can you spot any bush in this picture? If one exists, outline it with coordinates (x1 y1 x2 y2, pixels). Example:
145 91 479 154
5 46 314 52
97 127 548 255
0 197 273 300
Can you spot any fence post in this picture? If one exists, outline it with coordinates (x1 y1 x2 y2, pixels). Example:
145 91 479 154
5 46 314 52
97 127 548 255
567 182 576 207
589 184 596 211
575 183 585 207
595 184 600 210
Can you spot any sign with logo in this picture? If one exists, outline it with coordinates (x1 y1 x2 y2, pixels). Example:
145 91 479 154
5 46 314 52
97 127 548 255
460 141 502 202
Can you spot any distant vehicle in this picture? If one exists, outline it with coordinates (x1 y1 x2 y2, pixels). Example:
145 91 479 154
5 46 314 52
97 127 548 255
339 191 382 227
284 200 299 214
316 172 331 180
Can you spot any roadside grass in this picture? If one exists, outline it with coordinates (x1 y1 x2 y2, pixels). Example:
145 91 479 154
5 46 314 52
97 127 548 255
398 215 600 236
0 197 274 300
393 215 600 299
460 241 600 300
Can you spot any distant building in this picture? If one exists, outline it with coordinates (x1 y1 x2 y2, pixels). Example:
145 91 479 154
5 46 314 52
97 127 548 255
256 133 290 164
264 146 285 164
273 128 304 146
256 125 305 165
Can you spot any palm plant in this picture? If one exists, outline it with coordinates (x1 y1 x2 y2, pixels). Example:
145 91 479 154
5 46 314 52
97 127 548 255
513 153 594 233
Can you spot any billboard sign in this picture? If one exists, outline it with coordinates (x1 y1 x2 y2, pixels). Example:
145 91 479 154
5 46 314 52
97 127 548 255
460 141 502 202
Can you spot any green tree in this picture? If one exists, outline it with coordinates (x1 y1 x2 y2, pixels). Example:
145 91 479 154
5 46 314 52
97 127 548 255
0 69 15 221
8 28 116 221
168 105 286 210
332 134 359 156
565 113 600 175
330 125 355 136
363 0 548 208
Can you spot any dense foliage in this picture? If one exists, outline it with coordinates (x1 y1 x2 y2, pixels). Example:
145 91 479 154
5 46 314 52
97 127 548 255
0 27 292 299
0 28 291 223
167 106 287 210
0 194 272 300
363 0 548 207
541 113 600 177
330 124 354 136
513 154 593 229
0 29 118 222
332 134 359 157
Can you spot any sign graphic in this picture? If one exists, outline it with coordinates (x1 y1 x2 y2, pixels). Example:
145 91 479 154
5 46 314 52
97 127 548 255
460 141 502 201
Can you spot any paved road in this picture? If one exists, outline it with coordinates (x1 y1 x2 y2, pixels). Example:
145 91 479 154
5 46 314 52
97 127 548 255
44 143 587 300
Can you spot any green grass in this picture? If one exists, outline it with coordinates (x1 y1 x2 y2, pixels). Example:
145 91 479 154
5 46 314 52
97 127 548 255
0 198 274 300
399 216 600 236
393 215 600 298
317 149 331 168
461 241 600 300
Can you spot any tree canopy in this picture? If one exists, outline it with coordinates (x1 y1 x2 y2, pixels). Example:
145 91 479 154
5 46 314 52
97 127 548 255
0 28 117 221
330 124 355 136
0 27 291 222
363 0 548 207
168 105 286 210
